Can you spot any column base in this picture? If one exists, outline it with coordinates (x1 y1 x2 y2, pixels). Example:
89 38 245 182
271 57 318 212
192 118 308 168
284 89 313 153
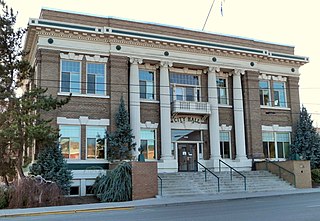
158 159 178 173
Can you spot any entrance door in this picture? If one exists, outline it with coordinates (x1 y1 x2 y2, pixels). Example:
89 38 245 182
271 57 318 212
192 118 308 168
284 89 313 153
178 144 197 172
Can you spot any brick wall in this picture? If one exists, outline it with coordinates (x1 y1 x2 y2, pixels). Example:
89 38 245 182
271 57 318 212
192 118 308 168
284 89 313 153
131 162 158 200
39 9 295 55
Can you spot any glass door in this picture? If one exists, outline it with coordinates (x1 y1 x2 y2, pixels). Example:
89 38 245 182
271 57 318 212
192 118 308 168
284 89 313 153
178 143 197 172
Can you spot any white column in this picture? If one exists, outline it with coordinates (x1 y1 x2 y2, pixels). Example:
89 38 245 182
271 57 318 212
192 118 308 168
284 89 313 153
233 69 247 160
208 67 221 161
160 61 173 160
129 57 142 158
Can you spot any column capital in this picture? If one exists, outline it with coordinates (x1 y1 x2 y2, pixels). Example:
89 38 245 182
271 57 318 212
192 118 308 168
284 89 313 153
160 60 173 68
233 69 245 76
208 66 220 73
130 57 143 64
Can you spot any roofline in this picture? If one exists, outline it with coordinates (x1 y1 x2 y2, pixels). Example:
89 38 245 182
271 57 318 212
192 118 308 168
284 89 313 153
40 7 294 48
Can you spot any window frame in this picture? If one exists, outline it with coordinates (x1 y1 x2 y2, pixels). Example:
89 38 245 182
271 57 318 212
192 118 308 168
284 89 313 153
219 131 232 159
59 125 81 160
273 81 287 108
259 80 271 106
86 62 106 96
170 72 201 102
139 70 155 100
60 60 81 94
86 126 106 160
140 129 157 160
262 131 290 159
216 77 229 105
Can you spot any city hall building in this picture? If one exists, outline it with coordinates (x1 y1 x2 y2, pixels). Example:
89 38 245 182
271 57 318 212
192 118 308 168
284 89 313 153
24 9 308 195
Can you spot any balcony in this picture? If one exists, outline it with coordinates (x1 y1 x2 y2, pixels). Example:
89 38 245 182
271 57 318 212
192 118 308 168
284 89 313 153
171 100 211 115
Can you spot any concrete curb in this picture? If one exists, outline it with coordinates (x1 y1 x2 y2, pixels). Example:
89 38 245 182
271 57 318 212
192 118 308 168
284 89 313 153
1 188 320 218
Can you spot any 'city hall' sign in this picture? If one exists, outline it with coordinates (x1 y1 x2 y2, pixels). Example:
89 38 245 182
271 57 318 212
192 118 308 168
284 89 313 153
171 115 206 124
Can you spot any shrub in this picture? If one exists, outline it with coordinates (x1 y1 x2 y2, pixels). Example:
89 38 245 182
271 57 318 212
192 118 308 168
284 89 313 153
0 186 9 209
311 169 320 183
8 176 64 208
29 145 72 194
93 161 132 202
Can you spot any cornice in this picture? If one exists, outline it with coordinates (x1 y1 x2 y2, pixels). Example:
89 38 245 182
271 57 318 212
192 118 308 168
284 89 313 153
28 21 308 66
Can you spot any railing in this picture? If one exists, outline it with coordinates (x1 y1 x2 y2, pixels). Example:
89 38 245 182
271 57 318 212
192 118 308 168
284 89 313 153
195 161 220 192
157 175 163 196
265 159 296 187
219 159 247 191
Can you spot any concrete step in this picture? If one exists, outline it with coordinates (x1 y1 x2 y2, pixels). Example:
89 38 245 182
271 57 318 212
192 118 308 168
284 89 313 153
158 170 294 197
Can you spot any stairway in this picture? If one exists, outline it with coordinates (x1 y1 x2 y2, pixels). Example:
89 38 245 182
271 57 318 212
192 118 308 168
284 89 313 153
158 170 295 197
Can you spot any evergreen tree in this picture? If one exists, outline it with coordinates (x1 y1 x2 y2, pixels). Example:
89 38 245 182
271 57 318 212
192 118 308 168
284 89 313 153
0 1 70 181
290 106 320 169
29 145 72 194
106 96 135 161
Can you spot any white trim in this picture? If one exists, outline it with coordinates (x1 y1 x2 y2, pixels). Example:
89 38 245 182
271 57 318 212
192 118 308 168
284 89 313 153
171 122 208 130
272 75 287 82
139 68 157 101
169 67 203 75
58 92 110 99
219 124 232 131
259 74 272 80
57 116 110 126
262 125 292 132
260 106 291 111
140 100 160 104
60 52 84 61
216 75 229 105
218 104 233 108
85 55 108 63
140 121 159 129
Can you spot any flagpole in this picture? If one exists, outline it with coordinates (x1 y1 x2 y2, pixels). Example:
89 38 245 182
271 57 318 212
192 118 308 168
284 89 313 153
202 0 216 31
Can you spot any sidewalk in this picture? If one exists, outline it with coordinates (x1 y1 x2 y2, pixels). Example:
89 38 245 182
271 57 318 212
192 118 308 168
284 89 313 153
1 188 320 217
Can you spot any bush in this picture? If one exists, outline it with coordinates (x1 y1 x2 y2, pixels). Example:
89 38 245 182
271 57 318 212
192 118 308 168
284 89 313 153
93 161 132 202
29 146 72 194
0 186 9 209
8 176 64 208
311 169 320 183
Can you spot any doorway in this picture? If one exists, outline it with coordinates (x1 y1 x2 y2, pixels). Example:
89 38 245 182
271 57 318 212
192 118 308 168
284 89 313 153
178 143 197 172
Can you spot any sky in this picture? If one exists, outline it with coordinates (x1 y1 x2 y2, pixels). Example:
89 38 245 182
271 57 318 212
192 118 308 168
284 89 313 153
7 0 320 125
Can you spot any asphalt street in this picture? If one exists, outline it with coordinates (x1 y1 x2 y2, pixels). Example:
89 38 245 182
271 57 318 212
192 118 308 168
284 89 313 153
3 192 320 221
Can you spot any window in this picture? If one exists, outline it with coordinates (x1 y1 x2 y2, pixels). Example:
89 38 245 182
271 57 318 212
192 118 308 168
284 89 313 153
87 63 106 95
61 60 81 93
262 132 290 159
86 127 106 159
139 70 155 100
273 82 287 107
170 73 200 102
259 81 271 106
140 129 156 160
60 125 80 159
220 131 231 159
217 78 228 104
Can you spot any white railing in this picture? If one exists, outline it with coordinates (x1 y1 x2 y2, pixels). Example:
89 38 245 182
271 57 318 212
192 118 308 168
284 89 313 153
171 100 211 115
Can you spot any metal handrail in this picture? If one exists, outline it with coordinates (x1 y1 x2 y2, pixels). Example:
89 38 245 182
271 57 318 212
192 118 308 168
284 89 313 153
265 159 296 187
195 161 220 192
219 159 247 191
157 175 163 196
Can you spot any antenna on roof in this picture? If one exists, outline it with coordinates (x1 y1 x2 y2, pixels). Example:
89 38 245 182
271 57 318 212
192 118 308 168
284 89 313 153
202 0 225 31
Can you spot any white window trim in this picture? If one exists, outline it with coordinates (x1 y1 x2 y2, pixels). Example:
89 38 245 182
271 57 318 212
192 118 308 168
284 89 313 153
86 62 107 96
58 92 110 99
60 52 83 61
57 116 110 126
60 59 82 94
262 125 292 159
